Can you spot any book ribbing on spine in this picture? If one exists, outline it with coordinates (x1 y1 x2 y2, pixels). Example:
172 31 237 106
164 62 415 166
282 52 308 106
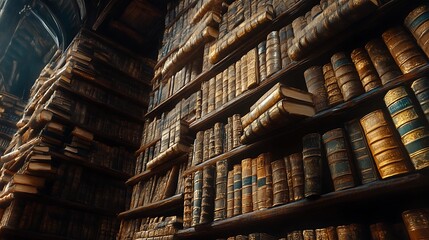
251 157 258 211
302 133 323 198
233 164 242 216
200 165 215 224
411 77 429 122
284 155 294 202
402 209 429 240
331 52 364 101
405 5 429 59
266 31 282 78
214 159 228 221
271 159 289 206
350 48 382 92
323 63 344 107
256 152 272 210
192 170 203 227
183 174 193 228
288 153 304 201
241 158 253 213
304 66 329 112
226 169 234 218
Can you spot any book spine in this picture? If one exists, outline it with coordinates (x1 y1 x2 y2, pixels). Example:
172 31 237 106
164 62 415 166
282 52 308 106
226 169 234 218
228 65 237 102
247 48 259 89
322 128 356 191
241 158 253 214
384 86 429 170
284 155 294 202
203 129 211 161
404 5 429 59
236 60 243 96
194 131 204 166
402 209 429 240
214 122 224 156
266 31 282 78
192 170 203 226
304 66 329 112
202 81 209 116
256 152 271 210
331 52 364 101
232 114 243 149
241 54 249 93
196 90 202 120
200 165 215 224
265 156 273 208
336 224 363 240
215 73 224 110
258 41 268 82
208 77 216 113
369 222 396 240
223 69 229 105
302 133 323 198
350 48 382 92
227 117 234 152
303 229 315 240
323 63 344 107
279 26 290 69
382 26 428 74
365 39 402 85
251 157 258 211
360 109 413 178
411 77 429 123
271 159 289 206
183 174 193 228
209 127 216 159
214 159 228 221
344 119 379 184
288 152 304 201
233 164 242 216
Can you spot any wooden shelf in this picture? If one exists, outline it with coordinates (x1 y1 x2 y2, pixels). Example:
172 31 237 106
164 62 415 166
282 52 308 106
184 65 429 176
118 193 183 219
176 172 429 239
126 154 188 186
135 137 161 156
56 82 145 123
145 0 318 119
0 226 71 240
50 151 131 180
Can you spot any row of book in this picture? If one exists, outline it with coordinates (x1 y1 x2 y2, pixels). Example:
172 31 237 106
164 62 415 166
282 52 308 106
118 216 182 240
0 92 25 154
0 199 120 239
129 159 189 209
192 114 242 165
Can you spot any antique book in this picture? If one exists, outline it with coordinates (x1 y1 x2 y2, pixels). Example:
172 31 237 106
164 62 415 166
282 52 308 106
284 154 295 202
236 60 243 96
227 117 234 152
411 77 429 122
336 224 363 240
302 229 315 240
256 152 272 210
279 26 290 69
241 158 253 214
304 66 329 112
202 81 209 116
200 165 215 224
323 63 344 106
228 65 237 102
183 174 193 228
382 26 428 74
288 152 304 201
331 52 364 101
302 133 323 198
350 48 382 92
209 127 216 159
370 222 396 240
271 159 289 206
227 169 235 218
223 69 229 105
242 83 313 128
288 230 304 240
247 48 259 89
191 170 203 226
315 227 338 240
384 86 429 170
266 31 282 77
194 131 204 166
258 41 268 82
215 73 224 110
214 122 224 156
214 159 228 221
402 209 429 240
233 164 242 216
405 5 429 59
365 38 402 85
251 157 258 211
360 109 413 178
344 119 379 184
232 114 243 149
203 129 211 161
208 77 216 113
322 128 356 191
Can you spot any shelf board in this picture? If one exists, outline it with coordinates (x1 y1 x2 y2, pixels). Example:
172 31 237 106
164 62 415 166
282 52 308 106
175 172 429 239
118 193 183 219
135 137 161 156
0 226 71 240
126 154 188 186
50 151 131 180
145 0 318 119
184 65 429 176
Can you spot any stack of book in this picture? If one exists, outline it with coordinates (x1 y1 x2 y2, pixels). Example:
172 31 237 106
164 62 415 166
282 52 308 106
0 92 25 155
119 216 183 240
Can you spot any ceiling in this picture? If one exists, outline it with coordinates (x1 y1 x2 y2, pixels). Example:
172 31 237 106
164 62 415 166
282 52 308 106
0 0 166 99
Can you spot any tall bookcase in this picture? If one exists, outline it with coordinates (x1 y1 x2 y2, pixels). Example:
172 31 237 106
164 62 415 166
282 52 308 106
0 30 153 239
119 0 429 239
0 92 24 156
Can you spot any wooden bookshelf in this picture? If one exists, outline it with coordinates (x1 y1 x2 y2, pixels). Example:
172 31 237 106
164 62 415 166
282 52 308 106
118 193 183 219
176 172 429 239
184 65 429 176
135 137 161 156
0 226 71 240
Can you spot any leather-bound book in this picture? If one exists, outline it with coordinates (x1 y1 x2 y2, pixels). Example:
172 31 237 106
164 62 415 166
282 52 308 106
365 39 402 85
233 164 242 216
209 127 216 159
241 53 249 93
257 152 272 210
279 26 290 69
227 117 234 151
241 158 253 213
303 230 315 240
411 77 429 122
196 90 202 119
271 159 289 206
202 81 209 116
323 63 344 107
227 169 235 218
370 222 397 240
228 64 237 102
288 230 304 240
302 133 323 197
336 224 363 240
214 159 228 221
405 5 429 59
208 77 216 113
216 73 224 110
284 155 294 202
194 131 204 166
322 128 356 191
331 52 364 101
214 122 224 156
360 109 413 178
247 48 259 89
266 31 282 77
236 60 243 96
192 170 203 227
315 227 338 240
223 68 229 105
304 66 329 112
258 41 268 82
200 165 215 224
344 119 379 184
350 48 382 92
203 129 211 161
402 209 429 240
232 114 243 149
266 157 273 208
252 157 258 211
382 26 428 74
183 174 193 229
289 152 304 201
384 86 429 170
